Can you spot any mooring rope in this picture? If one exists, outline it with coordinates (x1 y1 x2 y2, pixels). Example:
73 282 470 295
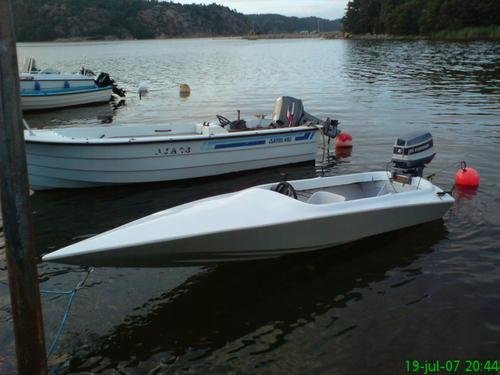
44 267 94 358
0 267 94 358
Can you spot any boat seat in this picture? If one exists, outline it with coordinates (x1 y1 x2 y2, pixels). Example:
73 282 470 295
307 191 346 204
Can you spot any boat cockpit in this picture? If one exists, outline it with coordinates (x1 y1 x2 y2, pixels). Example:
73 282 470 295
268 178 419 205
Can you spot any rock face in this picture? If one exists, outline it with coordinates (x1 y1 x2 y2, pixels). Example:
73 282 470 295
12 0 340 42
13 0 252 41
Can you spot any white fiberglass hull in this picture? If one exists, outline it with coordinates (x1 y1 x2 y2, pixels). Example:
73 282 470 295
21 87 112 111
25 125 320 190
43 172 454 267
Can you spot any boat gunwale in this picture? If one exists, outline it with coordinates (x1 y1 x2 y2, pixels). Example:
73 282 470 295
21 86 113 97
20 78 97 82
25 126 320 146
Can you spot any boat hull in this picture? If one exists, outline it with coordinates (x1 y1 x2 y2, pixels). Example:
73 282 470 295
44 198 452 267
42 172 454 267
21 87 112 111
26 128 320 190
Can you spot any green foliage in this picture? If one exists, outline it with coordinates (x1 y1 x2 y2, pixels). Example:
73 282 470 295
246 14 341 34
430 25 500 40
385 0 423 35
343 0 500 36
343 0 382 34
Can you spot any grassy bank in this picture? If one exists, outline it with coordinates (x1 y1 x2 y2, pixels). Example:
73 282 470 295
430 26 500 41
348 26 500 41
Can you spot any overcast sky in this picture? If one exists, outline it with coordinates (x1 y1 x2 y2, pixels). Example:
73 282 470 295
174 0 348 20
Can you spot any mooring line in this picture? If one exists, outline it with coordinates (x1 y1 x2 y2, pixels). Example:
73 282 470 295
44 267 94 358
0 267 94 358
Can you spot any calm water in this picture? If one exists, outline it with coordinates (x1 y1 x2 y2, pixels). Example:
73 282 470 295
1 38 499 374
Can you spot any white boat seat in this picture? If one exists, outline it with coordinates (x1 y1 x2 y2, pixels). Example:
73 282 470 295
307 191 346 204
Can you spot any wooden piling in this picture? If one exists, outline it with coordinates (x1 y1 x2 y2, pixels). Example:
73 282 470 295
0 1 48 374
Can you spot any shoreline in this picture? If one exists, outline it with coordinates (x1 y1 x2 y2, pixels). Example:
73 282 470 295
348 25 500 42
17 26 500 44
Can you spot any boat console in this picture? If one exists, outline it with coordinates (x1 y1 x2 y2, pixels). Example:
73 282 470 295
215 96 340 137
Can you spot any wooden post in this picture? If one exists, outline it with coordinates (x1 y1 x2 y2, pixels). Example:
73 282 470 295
0 1 48 374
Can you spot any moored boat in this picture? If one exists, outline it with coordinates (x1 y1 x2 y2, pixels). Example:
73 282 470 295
25 96 339 190
19 57 124 111
42 131 455 267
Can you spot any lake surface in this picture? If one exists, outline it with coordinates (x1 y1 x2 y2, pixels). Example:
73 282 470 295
1 38 499 374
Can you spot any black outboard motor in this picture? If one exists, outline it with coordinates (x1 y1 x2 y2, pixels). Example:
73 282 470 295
322 118 340 138
95 72 126 97
391 131 435 177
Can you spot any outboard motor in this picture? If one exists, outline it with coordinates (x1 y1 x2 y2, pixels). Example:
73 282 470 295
272 96 304 127
322 118 340 138
391 130 435 177
270 96 341 140
95 72 126 97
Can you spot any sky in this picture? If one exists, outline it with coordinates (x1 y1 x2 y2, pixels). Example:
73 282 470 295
174 0 349 20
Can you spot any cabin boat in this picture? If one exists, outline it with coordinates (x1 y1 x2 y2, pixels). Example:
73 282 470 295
24 96 339 190
19 57 123 111
42 131 454 267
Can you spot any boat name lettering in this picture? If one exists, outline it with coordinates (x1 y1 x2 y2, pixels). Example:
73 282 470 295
268 136 292 144
409 142 432 154
156 146 191 156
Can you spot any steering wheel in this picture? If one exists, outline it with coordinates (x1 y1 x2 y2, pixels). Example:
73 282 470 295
272 181 298 199
216 114 233 128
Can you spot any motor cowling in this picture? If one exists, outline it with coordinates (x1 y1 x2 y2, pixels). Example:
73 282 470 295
95 72 126 97
322 118 339 138
272 96 304 127
391 131 435 177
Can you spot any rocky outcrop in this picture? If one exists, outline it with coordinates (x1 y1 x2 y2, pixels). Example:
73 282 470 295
12 0 339 42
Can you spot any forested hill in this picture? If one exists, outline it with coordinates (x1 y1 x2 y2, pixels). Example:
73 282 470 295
343 0 499 36
247 14 342 34
12 0 341 42
12 0 251 41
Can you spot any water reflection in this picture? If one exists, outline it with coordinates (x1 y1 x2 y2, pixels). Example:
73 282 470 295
454 185 479 200
57 221 448 373
24 97 126 128
334 146 353 159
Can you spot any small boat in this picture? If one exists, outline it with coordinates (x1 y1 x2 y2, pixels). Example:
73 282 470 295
19 57 124 111
43 131 454 267
25 96 340 190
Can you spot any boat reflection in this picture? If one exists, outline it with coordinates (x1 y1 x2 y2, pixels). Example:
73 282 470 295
24 97 125 129
58 220 448 372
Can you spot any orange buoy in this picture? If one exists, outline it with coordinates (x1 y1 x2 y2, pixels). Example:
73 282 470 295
336 132 353 148
455 162 480 187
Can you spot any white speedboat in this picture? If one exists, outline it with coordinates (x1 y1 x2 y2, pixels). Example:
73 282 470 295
19 57 124 111
42 132 454 267
25 97 339 190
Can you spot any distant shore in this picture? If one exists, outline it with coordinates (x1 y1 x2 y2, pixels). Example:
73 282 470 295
348 26 500 41
243 32 347 40
20 25 500 44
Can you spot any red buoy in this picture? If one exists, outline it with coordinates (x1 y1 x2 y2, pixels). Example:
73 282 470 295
455 162 480 187
336 132 353 148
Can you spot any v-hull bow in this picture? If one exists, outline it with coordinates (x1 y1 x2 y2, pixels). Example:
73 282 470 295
42 171 454 267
